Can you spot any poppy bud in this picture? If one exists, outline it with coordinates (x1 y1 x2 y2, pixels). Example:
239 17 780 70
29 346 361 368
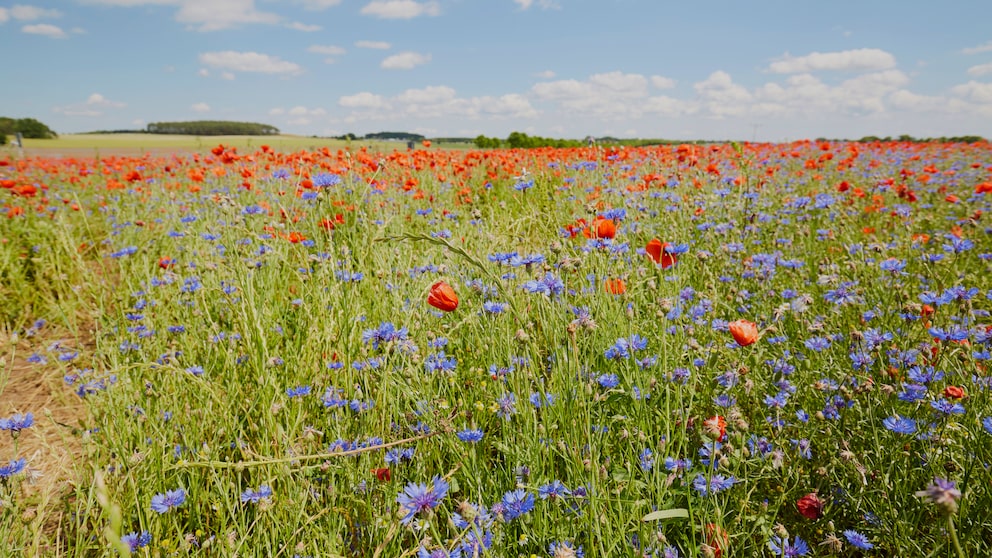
728 319 759 346
427 281 458 312
796 492 824 520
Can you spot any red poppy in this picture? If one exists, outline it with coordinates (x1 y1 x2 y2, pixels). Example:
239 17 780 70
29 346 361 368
372 468 391 482
158 257 175 269
593 218 616 239
704 523 729 557
427 281 458 312
796 492 824 520
728 319 759 346
604 278 626 295
645 238 677 268
943 385 966 399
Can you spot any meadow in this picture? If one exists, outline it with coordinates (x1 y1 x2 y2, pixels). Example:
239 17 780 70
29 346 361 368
1 138 991 557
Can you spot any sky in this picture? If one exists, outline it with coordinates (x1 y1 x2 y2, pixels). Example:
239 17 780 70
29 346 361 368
2 0 991 141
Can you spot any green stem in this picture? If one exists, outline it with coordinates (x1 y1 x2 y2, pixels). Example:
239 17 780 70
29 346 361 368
947 515 965 558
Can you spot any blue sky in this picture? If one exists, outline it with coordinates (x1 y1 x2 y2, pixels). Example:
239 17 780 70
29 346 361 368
2 0 991 140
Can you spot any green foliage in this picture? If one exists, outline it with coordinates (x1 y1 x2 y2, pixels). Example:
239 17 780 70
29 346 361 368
363 131 424 141
473 134 503 148
0 116 58 139
145 120 280 136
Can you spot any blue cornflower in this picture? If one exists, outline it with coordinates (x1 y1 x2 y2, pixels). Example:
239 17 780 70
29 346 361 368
983 416 992 435
240 484 273 504
692 473 736 496
482 301 507 314
596 373 620 388
639 448 654 471
496 392 517 420
883 414 917 434
286 385 311 398
768 535 809 557
803 336 830 352
521 272 565 298
0 413 33 432
538 480 570 500
499 489 535 520
121 531 152 552
456 429 484 443
879 258 906 273
312 173 341 187
0 458 27 478
397 476 449 524
843 530 873 550
930 399 966 415
150 488 186 514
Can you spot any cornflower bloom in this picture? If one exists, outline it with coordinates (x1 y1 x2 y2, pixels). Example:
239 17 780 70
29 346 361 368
150 488 186 514
121 531 152 552
498 489 535 521
397 476 449 524
240 485 273 504
843 530 873 550
456 429 484 443
692 473 736 496
882 414 917 434
915 477 961 514
768 535 809 556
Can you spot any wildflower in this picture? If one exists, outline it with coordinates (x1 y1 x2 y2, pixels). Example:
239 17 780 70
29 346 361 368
0 458 27 478
427 281 458 312
728 319 759 346
456 429 484 443
499 488 535 520
538 480 571 500
286 385 311 398
704 523 729 558
150 488 186 514
646 238 677 268
604 278 626 294
0 412 33 433
121 531 152 552
842 530 873 550
983 416 992 434
593 218 616 239
882 414 917 434
702 415 727 440
522 272 565 298
397 476 449 524
796 492 824 520
768 535 809 557
240 485 273 504
548 540 584 557
692 473 736 496
915 477 961 514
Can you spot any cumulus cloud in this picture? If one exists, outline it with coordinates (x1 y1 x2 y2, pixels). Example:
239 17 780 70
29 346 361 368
338 86 538 121
533 71 689 119
10 5 62 20
952 81 992 104
286 22 321 31
308 44 345 62
191 102 210 113
967 63 992 77
360 0 440 19
83 0 280 31
355 40 391 49
768 48 897 73
962 41 992 55
534 70 556 79
199 51 303 75
270 105 328 125
298 0 342 9
513 0 560 9
22 23 67 38
650 75 676 89
53 93 126 116
381 51 431 70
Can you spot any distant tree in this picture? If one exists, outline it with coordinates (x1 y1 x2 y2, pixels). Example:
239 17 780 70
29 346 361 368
0 117 57 139
146 121 279 136
0 132 6 146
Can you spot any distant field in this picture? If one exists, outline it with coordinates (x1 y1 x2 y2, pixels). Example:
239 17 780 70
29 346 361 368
10 133 409 156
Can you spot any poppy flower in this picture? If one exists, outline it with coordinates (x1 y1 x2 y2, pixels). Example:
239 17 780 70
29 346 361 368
943 385 965 399
604 278 626 295
796 492 824 520
645 238 677 268
158 257 175 269
592 218 616 239
372 468 391 482
728 319 759 346
427 281 458 312
704 523 729 557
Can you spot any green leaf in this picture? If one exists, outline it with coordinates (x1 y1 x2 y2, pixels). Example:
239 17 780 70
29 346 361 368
641 508 690 522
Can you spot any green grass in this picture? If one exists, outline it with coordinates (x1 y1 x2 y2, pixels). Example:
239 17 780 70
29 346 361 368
13 134 407 154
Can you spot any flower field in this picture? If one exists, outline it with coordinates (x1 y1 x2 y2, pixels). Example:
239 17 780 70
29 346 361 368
2 139 992 556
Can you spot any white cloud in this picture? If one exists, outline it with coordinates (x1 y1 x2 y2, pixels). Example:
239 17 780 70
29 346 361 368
360 0 439 19
532 71 683 119
534 70 556 79
381 51 431 70
83 0 280 31
199 51 303 75
198 68 209 77
298 0 342 9
191 102 210 113
962 41 992 55
221 71 235 80
308 45 345 55
513 0 559 10
967 63 992 77
651 75 676 89
355 40 391 49
22 23 67 38
694 71 752 117
952 81 992 104
339 92 390 109
270 105 328 126
768 48 897 73
0 9 7 23
53 93 126 116
11 5 62 20
287 21 321 31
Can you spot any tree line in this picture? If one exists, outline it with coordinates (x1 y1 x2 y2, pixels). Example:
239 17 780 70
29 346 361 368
145 121 280 136
0 117 59 144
